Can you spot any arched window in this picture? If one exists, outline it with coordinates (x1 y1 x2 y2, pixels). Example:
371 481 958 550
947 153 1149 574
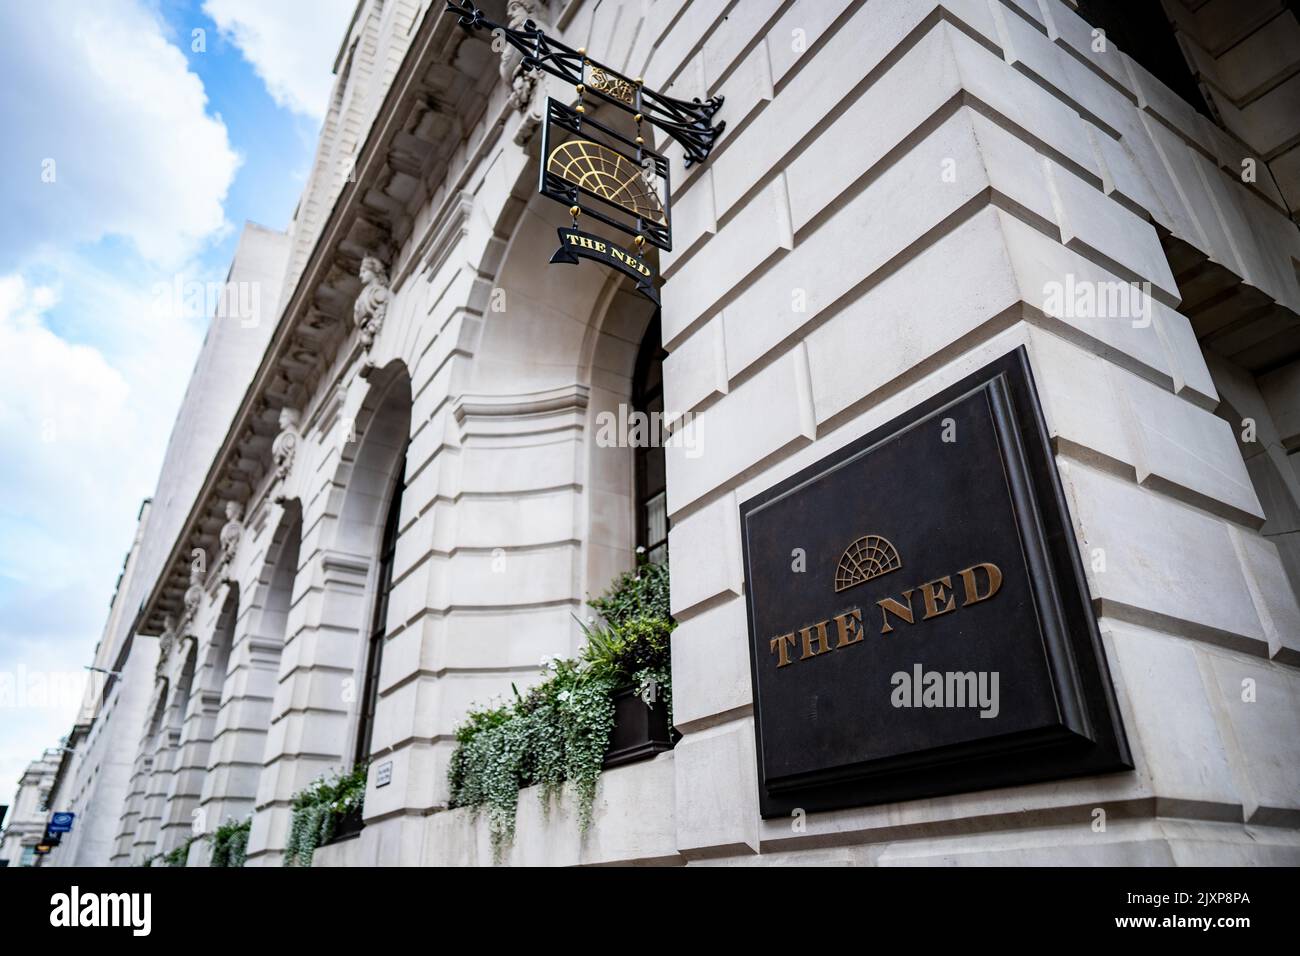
354 450 406 765
632 317 668 564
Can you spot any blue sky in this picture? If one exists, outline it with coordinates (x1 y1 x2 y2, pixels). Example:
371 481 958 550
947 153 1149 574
0 0 356 818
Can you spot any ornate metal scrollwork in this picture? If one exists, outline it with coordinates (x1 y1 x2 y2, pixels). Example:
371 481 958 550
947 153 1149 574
445 0 725 167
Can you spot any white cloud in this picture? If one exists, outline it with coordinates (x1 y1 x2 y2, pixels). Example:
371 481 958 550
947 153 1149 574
0 268 204 800
0 265 202 612
0 0 237 799
0 1 240 269
203 0 357 120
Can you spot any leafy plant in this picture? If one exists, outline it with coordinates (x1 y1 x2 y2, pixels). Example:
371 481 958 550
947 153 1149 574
283 763 368 867
160 836 196 868
448 557 674 858
209 816 251 868
588 559 671 630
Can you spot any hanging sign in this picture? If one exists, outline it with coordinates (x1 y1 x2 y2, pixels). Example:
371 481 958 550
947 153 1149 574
540 98 672 251
445 1 725 302
550 228 659 304
48 812 75 833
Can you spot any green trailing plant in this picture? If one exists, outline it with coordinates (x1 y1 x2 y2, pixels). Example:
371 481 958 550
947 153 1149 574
283 763 368 867
209 816 251 868
162 836 197 867
448 557 674 856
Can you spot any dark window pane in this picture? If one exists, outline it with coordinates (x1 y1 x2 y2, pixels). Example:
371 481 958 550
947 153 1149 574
355 448 406 765
633 316 669 564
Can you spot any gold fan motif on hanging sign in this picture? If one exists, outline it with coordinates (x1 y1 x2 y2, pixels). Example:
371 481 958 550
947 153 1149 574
833 534 902 593
547 139 666 224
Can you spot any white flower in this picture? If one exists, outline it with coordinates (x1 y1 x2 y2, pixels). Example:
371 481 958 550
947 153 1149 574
558 690 571 702
635 545 646 555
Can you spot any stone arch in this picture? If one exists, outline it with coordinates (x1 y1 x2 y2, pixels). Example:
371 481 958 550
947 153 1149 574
127 676 169 863
222 500 302 862
158 639 201 853
169 584 239 862
580 282 663 601
330 360 412 765
333 361 412 558
244 363 412 862
472 191 664 634
365 184 669 820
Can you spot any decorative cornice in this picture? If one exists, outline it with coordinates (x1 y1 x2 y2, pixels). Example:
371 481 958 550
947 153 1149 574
134 3 500 636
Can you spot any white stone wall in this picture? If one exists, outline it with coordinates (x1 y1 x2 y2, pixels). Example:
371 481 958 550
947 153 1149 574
338 0 1300 865
89 223 289 865
81 0 1300 866
649 0 1300 865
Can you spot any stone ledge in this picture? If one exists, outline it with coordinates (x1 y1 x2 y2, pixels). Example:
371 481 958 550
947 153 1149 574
418 752 680 866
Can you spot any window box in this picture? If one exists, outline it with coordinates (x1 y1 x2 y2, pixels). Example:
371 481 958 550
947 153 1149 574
602 684 677 769
323 805 365 845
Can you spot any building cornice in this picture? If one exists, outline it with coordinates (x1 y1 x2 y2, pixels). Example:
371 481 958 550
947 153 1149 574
137 2 502 635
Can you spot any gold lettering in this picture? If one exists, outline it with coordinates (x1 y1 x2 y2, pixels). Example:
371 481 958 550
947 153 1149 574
877 590 915 634
799 620 834 660
769 632 797 667
958 562 1002 606
833 608 864 648
920 576 956 620
595 241 607 253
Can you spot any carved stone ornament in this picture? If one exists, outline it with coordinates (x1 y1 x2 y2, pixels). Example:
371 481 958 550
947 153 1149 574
182 563 204 627
158 615 178 664
502 0 549 146
272 406 302 485
219 500 244 568
353 255 391 353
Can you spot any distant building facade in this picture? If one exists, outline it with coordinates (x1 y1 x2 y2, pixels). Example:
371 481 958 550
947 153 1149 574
0 750 61 866
24 0 1300 866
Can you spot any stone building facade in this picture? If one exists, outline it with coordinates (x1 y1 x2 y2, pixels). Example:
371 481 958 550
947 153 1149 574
0 750 61 867
31 0 1300 866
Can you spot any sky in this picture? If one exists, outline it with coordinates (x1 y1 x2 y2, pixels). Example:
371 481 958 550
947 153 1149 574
0 0 356 822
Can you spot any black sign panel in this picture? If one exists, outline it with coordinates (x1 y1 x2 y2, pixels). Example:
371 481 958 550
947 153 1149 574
540 98 671 251
739 348 1131 817
550 228 659 304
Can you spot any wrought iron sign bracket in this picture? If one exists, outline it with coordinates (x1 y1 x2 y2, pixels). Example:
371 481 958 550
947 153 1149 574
445 0 725 167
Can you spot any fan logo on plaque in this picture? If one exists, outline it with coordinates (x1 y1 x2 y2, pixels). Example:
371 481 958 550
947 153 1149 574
445 1 725 304
834 535 903 593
